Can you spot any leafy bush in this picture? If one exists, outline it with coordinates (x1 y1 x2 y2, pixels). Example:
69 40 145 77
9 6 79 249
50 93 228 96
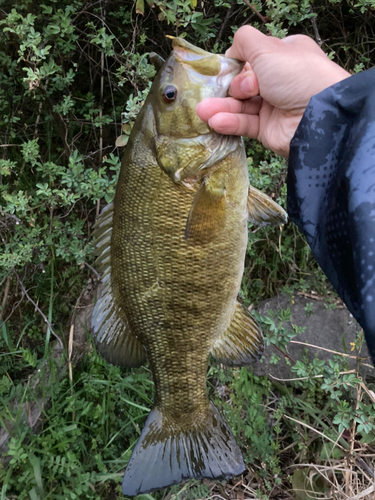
1 0 375 498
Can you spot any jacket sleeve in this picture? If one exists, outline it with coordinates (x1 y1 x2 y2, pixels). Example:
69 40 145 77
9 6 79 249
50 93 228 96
287 67 375 363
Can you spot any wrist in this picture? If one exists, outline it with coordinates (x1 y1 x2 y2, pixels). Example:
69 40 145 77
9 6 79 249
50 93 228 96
314 58 351 96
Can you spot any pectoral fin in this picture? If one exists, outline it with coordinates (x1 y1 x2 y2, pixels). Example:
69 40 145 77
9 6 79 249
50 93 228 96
184 176 226 244
211 301 264 366
247 186 287 226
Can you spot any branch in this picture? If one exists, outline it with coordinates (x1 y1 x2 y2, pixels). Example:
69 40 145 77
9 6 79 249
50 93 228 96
243 0 268 24
14 271 63 349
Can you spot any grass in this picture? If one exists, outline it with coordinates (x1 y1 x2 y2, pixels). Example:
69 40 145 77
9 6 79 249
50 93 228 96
1 297 374 499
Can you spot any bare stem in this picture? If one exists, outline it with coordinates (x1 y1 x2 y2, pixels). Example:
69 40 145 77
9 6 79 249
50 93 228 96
14 271 63 350
243 0 268 24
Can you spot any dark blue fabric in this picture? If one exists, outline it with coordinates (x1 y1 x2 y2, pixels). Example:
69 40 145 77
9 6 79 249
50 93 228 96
288 68 375 363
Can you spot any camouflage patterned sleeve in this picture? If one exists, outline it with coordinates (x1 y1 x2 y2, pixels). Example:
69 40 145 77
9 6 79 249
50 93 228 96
287 67 375 364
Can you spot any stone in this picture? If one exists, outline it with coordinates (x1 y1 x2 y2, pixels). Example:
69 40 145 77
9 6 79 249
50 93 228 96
252 293 373 381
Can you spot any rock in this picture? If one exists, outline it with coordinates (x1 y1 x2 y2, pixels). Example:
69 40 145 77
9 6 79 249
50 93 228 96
252 293 373 381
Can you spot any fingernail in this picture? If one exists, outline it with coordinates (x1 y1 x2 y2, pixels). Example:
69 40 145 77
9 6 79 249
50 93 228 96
240 76 254 95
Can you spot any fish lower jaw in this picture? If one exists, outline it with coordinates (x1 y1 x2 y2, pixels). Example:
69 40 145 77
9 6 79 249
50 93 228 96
181 178 199 189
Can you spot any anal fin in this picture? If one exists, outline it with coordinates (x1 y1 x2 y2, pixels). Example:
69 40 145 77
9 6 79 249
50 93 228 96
91 202 146 368
211 301 264 366
247 185 287 227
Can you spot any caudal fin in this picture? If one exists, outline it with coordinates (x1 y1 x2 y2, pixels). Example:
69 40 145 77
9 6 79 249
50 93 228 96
122 402 245 496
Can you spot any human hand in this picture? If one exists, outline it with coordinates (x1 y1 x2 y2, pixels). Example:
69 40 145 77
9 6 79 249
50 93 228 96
196 26 351 157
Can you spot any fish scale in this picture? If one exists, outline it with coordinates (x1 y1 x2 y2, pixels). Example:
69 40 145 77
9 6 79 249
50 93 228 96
91 37 287 496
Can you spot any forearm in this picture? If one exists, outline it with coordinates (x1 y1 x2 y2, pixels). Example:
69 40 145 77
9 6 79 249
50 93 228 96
287 67 375 362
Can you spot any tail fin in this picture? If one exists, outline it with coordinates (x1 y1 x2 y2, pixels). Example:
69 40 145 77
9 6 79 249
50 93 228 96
122 402 245 496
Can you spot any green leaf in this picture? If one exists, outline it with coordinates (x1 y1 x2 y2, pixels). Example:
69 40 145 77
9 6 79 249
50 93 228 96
136 0 145 15
20 347 37 367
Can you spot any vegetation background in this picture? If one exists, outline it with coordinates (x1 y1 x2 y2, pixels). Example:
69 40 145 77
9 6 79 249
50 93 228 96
0 0 374 498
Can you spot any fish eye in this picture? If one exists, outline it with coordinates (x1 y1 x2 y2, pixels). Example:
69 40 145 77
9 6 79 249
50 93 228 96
162 85 177 104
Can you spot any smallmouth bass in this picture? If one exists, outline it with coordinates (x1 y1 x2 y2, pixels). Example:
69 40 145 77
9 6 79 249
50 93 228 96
91 37 287 496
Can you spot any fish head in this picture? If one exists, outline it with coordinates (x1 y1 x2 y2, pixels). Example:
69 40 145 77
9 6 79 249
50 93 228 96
152 38 244 183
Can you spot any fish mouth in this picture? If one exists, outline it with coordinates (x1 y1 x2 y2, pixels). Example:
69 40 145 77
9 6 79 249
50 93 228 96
216 56 244 97
170 36 214 58
171 36 244 86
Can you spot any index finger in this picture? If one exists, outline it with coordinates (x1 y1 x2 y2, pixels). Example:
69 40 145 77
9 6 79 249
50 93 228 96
196 96 262 122
226 26 277 64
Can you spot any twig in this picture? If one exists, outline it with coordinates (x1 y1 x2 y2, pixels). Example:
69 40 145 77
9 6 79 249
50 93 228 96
272 344 296 363
0 275 11 322
287 463 356 474
290 340 374 369
283 415 347 451
84 261 101 280
33 100 43 138
347 339 363 496
242 0 268 24
269 369 356 383
68 321 75 420
0 271 26 329
360 382 375 403
311 464 350 500
311 16 322 47
204 496 227 500
296 291 344 305
355 457 375 479
68 323 74 386
215 3 233 46
349 484 375 500
14 271 63 349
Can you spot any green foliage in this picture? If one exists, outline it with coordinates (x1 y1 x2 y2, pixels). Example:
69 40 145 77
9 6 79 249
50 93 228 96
0 352 155 499
221 367 282 474
0 0 374 498
253 308 299 355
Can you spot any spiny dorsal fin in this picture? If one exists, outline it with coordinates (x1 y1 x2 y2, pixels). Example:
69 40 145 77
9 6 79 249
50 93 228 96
247 185 287 227
91 202 146 368
211 301 264 366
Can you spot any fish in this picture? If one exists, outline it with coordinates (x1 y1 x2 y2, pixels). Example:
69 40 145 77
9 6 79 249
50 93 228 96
91 37 287 497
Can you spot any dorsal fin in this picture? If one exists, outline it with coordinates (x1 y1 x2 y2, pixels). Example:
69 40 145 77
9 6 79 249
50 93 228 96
91 203 146 367
247 186 287 227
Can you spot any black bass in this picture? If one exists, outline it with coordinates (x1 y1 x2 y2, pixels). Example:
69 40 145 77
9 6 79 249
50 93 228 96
91 37 287 496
